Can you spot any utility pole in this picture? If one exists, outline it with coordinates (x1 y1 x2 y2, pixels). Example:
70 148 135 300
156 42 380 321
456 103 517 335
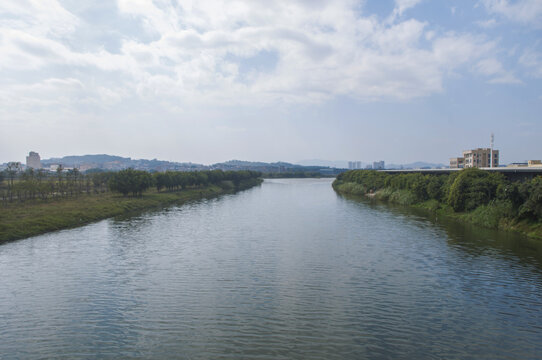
490 133 494 168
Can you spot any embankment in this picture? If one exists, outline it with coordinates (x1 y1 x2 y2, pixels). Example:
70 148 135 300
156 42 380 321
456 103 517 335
0 178 262 244
333 169 542 240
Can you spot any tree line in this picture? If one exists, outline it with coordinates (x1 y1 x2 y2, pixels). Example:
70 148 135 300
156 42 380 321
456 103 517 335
0 162 113 204
0 164 261 205
109 169 260 196
335 168 542 222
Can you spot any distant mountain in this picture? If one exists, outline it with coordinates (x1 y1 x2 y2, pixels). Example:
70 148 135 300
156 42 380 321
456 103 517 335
296 159 350 168
386 162 446 169
37 155 345 174
42 154 130 166
211 160 345 175
41 154 206 172
296 159 445 169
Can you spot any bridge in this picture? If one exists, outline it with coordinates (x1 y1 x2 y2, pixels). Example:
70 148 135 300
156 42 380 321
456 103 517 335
379 167 542 181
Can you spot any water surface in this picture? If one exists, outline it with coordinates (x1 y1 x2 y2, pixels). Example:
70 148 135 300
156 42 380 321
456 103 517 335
1 179 541 359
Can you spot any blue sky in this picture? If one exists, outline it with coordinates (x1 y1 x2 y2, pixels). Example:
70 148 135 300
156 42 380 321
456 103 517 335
1 0 541 165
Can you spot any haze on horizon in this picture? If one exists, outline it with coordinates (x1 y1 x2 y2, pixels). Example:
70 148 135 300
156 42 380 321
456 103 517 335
1 0 541 166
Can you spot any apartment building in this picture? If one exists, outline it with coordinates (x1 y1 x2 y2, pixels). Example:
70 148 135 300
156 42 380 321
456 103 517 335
449 157 465 168
463 148 499 168
449 148 499 168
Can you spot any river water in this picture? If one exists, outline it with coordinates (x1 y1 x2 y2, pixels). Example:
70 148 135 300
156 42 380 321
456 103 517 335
1 178 542 359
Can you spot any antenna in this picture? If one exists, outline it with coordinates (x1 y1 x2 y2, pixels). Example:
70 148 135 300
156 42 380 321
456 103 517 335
490 133 494 168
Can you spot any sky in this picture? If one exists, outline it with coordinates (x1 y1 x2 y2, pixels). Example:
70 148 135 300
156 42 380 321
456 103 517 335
1 0 541 165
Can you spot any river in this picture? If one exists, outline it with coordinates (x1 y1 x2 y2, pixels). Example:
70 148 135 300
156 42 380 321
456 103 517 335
1 178 541 359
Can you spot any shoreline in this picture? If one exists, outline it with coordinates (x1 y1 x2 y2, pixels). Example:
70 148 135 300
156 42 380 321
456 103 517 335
334 181 542 240
0 178 262 244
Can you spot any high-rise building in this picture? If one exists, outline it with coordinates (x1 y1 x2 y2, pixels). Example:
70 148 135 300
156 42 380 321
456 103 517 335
26 151 42 169
373 161 385 170
348 161 362 170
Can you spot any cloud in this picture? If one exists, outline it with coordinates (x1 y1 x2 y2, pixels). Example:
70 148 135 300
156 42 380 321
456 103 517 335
0 0 79 37
476 18 498 28
0 0 520 113
476 58 522 84
394 0 424 16
482 0 542 25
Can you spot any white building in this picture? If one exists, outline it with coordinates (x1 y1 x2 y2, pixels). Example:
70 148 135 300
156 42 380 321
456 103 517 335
373 161 385 170
348 161 362 170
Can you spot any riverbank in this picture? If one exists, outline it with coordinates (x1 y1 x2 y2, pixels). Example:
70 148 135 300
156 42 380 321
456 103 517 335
333 179 542 240
0 178 262 244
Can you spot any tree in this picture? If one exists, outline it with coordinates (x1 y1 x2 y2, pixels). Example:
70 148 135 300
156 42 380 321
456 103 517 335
447 168 503 212
6 162 21 202
109 169 153 196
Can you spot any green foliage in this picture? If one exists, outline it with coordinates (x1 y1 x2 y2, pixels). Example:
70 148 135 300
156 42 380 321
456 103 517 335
465 200 514 229
447 168 503 212
518 177 542 220
152 169 261 192
334 169 542 227
109 169 153 196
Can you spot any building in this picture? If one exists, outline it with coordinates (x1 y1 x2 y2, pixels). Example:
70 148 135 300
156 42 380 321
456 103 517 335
462 148 499 168
373 161 385 170
26 151 42 169
449 157 465 169
348 161 362 170
507 160 542 168
507 162 528 168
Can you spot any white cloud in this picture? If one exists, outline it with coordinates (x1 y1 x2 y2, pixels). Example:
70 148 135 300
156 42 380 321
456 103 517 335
482 0 542 25
0 0 519 113
0 0 79 37
394 0 424 16
476 58 522 84
476 18 498 28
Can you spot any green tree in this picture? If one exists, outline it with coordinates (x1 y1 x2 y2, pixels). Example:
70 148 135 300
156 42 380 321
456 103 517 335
447 168 503 212
109 169 153 196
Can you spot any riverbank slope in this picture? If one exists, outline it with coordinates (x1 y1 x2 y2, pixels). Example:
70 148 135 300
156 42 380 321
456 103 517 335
333 170 542 240
0 178 262 244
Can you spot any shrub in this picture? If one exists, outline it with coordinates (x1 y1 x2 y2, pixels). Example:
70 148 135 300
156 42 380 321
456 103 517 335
447 168 503 212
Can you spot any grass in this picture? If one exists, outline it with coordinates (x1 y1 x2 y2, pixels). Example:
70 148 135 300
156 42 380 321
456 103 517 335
0 178 262 244
335 181 542 240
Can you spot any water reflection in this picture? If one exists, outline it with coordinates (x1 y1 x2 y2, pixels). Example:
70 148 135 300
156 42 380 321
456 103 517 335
339 192 542 271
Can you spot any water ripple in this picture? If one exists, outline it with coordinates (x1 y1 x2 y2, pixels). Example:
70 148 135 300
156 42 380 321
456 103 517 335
1 179 542 359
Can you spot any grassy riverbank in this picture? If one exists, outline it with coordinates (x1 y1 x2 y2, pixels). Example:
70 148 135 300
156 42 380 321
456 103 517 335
0 178 262 244
333 170 542 240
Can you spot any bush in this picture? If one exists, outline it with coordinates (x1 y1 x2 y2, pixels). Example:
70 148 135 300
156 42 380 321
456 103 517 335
447 168 503 212
466 200 514 229
518 177 542 220
334 169 542 225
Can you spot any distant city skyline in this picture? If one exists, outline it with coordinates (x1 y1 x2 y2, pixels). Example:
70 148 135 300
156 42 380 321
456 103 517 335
1 0 541 165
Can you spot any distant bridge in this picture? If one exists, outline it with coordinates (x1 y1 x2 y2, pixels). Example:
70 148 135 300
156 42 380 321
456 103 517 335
379 167 542 181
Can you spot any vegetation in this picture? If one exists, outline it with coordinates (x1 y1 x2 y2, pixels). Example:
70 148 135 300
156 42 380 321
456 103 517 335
0 167 261 205
333 169 542 239
0 168 262 243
